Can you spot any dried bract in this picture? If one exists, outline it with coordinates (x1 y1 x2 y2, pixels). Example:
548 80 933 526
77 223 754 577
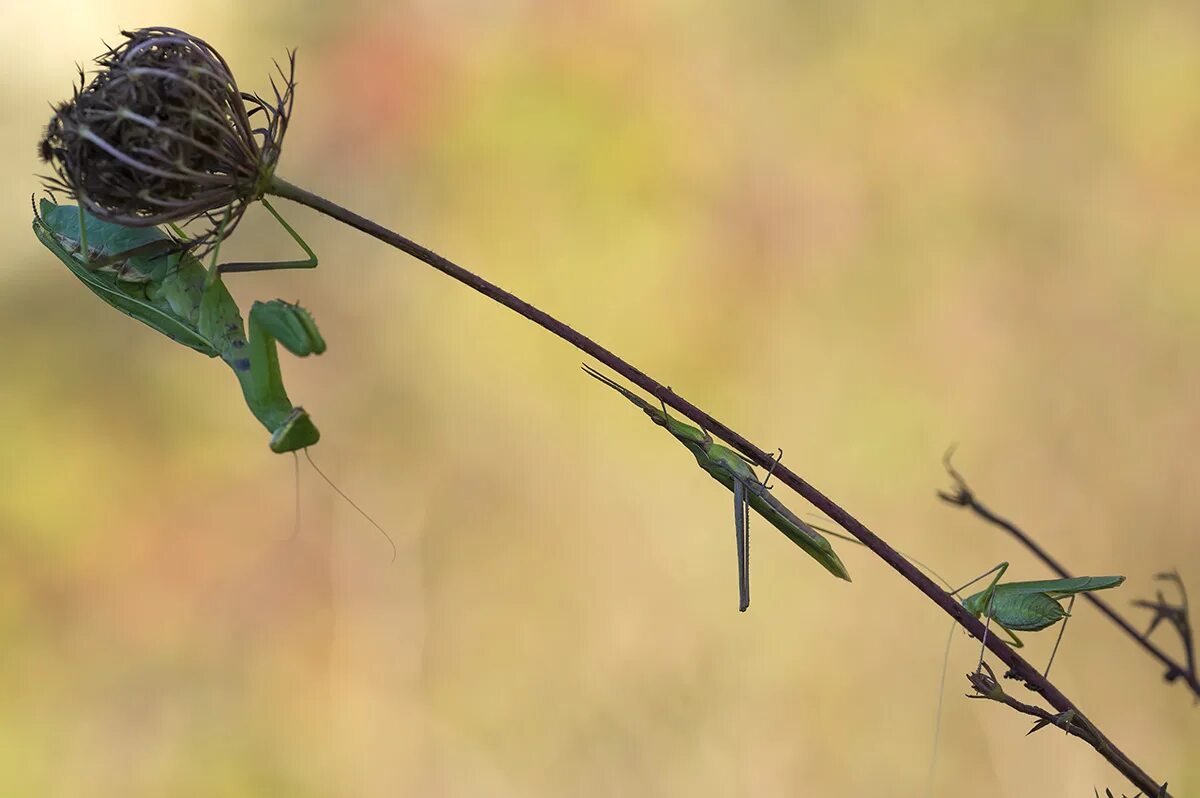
39 27 295 248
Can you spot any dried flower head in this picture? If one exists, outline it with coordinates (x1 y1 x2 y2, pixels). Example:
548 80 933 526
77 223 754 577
39 27 295 249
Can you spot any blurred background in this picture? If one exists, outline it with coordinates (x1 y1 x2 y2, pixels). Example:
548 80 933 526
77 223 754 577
1 1 1197 795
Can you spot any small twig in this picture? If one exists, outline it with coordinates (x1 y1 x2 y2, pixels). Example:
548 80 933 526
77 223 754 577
967 664 1165 798
1132 571 1196 696
1093 786 1170 798
939 446 1200 702
966 662 1104 751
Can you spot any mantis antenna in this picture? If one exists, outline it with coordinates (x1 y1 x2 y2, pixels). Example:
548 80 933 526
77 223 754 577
290 451 302 542
302 449 398 563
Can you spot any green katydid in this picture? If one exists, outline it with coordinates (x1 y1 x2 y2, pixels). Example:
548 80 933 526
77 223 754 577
951 561 1125 674
582 364 851 611
33 197 324 453
924 564 1126 795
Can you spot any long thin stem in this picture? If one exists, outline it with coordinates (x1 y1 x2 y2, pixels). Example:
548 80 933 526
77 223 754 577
265 175 1171 797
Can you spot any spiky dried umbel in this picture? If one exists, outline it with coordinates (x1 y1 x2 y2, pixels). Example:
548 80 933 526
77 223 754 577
39 27 295 249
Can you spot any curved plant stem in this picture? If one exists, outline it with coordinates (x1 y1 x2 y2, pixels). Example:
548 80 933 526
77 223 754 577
265 175 1171 797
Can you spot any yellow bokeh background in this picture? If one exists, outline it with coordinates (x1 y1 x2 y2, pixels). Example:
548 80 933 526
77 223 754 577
1 2 1197 795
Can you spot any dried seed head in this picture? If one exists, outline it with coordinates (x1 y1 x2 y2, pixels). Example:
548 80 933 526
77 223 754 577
39 27 296 249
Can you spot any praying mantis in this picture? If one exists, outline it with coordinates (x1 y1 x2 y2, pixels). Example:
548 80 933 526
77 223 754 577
582 364 851 611
34 198 400 558
33 198 324 453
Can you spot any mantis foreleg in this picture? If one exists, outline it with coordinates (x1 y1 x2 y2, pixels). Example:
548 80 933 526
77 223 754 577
194 204 325 452
237 299 326 452
734 478 750 612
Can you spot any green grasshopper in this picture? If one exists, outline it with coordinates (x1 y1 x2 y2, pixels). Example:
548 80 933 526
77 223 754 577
953 561 1124 674
33 198 324 453
582 364 851 611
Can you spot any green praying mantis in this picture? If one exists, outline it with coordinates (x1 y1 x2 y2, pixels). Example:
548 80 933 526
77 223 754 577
34 197 399 558
33 197 324 453
582 364 851 611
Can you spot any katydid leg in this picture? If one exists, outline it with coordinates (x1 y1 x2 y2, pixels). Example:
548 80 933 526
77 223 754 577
1043 595 1076 678
947 562 1010 671
949 561 1009 598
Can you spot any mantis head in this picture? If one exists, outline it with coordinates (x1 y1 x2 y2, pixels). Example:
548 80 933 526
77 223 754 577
654 396 713 449
269 408 320 453
666 417 713 448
